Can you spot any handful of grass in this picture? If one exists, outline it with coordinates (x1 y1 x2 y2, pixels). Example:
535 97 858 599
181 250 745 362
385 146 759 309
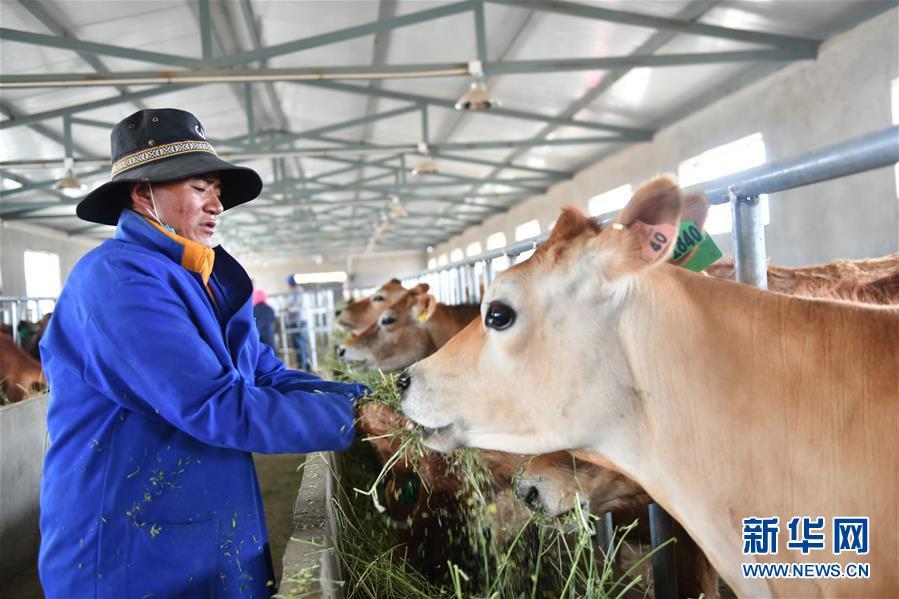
306 355 660 597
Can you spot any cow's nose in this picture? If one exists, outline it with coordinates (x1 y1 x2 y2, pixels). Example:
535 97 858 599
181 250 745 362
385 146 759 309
515 482 541 510
396 371 411 393
335 309 342 317
337 347 346 358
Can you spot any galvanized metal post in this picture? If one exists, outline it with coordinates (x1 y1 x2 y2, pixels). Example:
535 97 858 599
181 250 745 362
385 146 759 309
729 190 768 289
649 502 679 599
594 511 614 556
484 257 496 285
11 301 19 349
278 310 290 366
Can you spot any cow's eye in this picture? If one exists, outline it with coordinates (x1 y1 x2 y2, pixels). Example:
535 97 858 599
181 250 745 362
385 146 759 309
380 315 397 326
372 295 386 302
485 301 515 331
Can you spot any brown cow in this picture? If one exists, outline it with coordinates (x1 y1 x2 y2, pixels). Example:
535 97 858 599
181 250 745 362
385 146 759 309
336 278 411 334
515 450 720 598
0 334 46 404
399 177 899 597
706 255 899 303
339 288 479 371
355 402 531 581
18 312 52 360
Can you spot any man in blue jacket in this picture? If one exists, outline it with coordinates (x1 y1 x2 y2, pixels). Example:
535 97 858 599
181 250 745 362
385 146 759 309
38 108 366 598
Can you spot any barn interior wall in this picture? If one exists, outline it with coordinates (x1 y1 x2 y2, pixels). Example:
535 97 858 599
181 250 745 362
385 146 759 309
434 8 899 268
242 249 427 296
0 219 100 297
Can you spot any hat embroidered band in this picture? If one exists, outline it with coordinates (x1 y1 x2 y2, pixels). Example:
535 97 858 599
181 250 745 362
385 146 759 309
111 140 217 177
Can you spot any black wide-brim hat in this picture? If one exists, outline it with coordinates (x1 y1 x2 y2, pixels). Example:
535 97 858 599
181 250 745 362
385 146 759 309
77 108 262 225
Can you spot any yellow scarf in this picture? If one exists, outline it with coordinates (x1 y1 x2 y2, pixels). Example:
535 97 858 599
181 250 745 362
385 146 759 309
142 216 216 298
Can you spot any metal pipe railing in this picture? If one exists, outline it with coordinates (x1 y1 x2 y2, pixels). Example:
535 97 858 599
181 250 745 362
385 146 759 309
0 296 58 348
687 125 899 203
410 125 898 296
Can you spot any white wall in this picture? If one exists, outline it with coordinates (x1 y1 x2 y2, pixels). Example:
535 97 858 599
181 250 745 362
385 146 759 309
435 9 899 268
240 248 427 295
0 219 100 297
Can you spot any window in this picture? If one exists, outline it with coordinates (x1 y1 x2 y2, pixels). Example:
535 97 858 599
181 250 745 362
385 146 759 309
892 77 898 197
24 250 61 313
450 248 464 263
427 258 437 270
486 232 507 250
291 271 347 285
678 133 769 235
514 219 540 242
491 255 512 273
588 184 633 217
515 249 535 263
466 241 482 257
437 254 448 266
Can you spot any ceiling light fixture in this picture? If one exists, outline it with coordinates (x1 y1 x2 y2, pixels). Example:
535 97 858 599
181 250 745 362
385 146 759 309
54 157 87 197
455 60 501 111
411 142 439 176
388 195 407 218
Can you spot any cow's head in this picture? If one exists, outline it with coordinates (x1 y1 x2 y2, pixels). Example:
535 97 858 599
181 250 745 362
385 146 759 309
514 451 650 518
400 177 706 455
336 279 415 334
338 284 436 371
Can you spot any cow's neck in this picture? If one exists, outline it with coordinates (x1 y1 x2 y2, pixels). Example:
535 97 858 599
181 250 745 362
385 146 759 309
427 304 479 348
600 265 898 597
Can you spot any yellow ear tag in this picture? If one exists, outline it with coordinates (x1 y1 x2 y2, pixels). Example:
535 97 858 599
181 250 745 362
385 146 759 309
417 312 429 322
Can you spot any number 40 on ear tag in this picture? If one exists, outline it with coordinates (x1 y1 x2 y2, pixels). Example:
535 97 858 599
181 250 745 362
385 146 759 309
670 220 723 272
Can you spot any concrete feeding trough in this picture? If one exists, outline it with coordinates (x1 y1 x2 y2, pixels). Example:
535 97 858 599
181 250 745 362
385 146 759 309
278 452 344 598
0 394 49 586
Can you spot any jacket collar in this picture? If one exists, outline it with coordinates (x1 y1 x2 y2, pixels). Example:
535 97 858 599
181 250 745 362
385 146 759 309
114 209 215 284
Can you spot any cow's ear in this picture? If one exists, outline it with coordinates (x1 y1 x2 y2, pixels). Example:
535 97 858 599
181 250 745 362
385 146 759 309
597 176 683 275
682 192 709 232
412 293 438 322
410 282 429 295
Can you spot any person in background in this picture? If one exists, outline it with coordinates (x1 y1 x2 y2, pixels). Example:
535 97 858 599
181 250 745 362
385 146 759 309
284 276 311 370
38 108 367 598
253 287 277 350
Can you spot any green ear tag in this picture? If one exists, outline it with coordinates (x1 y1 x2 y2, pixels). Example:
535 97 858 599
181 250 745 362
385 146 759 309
670 220 723 272
399 477 420 506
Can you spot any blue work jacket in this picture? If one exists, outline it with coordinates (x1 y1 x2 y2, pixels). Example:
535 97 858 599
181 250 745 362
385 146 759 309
38 209 365 598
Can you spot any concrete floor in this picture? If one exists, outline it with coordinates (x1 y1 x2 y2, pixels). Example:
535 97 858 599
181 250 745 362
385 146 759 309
0 453 305 599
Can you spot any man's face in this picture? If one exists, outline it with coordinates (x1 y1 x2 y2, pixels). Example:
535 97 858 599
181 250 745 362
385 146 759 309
136 174 223 247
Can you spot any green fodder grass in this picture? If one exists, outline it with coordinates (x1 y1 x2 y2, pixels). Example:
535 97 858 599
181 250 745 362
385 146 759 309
301 357 662 597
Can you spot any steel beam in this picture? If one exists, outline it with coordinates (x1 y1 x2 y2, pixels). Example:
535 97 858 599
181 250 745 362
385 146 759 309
486 49 816 75
428 151 570 178
473 1 488 64
0 167 106 199
208 1 474 68
296 80 653 139
0 133 640 163
18 0 151 113
0 85 202 130
262 105 421 146
199 0 213 61
0 27 203 68
486 0 821 52
0 47 813 89
475 0 718 215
